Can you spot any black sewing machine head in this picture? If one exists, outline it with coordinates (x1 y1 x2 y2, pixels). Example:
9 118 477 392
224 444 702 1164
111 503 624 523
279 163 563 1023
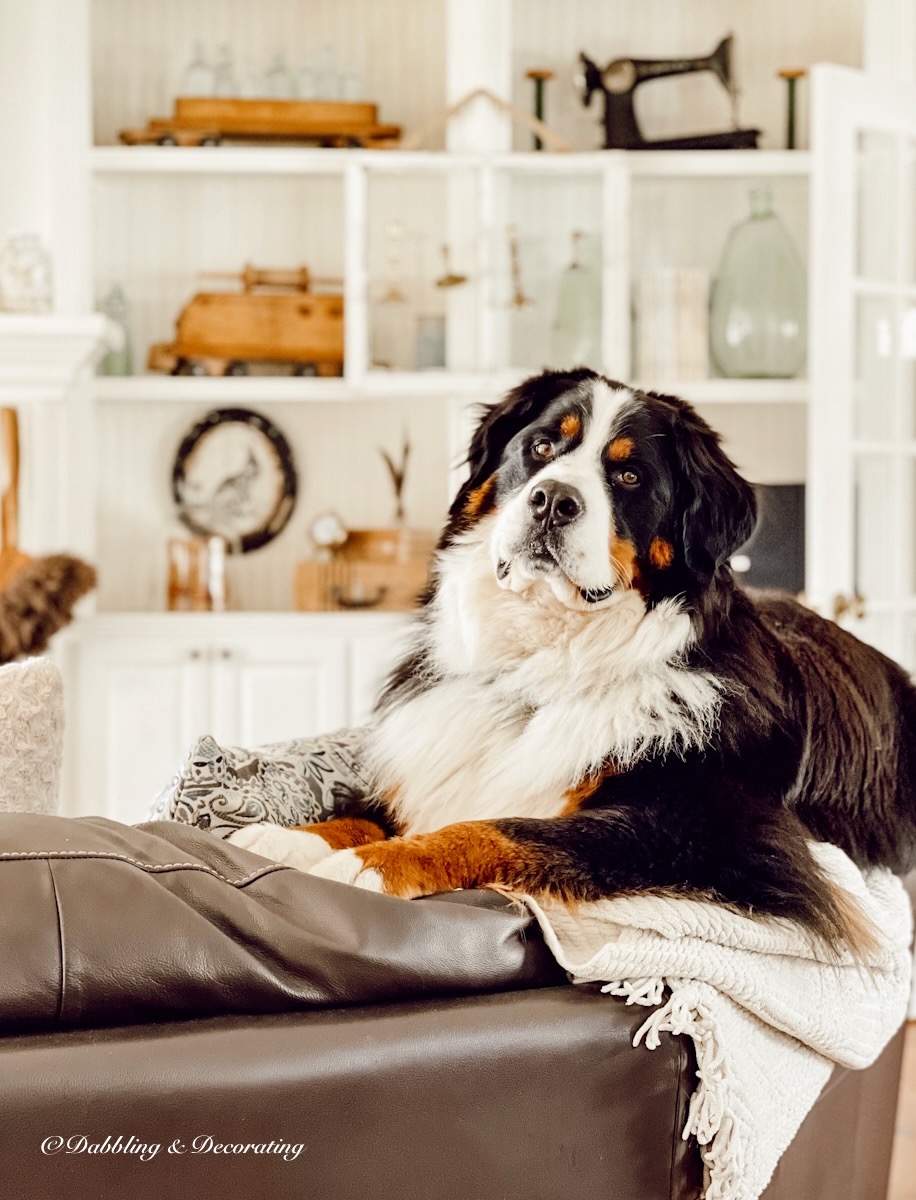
578 34 759 151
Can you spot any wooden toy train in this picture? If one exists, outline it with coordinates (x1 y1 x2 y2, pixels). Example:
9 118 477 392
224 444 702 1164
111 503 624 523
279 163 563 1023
121 98 400 149
148 264 344 377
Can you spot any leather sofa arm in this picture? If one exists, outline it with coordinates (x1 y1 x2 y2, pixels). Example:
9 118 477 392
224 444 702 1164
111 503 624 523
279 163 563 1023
0 813 564 1032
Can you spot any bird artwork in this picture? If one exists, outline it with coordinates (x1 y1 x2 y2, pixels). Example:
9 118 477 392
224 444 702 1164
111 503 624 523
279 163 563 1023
172 408 296 554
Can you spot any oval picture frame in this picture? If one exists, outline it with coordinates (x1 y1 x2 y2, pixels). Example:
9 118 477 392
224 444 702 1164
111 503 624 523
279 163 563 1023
171 407 298 553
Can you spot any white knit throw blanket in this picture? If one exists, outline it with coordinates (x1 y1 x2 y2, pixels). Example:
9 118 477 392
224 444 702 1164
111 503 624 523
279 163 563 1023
515 843 913 1200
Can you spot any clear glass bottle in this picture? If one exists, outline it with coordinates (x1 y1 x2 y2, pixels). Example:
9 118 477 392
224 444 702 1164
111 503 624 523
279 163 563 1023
316 44 340 100
263 55 294 99
294 57 317 100
0 233 53 313
550 231 601 368
339 63 362 102
709 187 807 379
181 42 214 96
97 284 133 376
212 43 238 98
238 57 261 99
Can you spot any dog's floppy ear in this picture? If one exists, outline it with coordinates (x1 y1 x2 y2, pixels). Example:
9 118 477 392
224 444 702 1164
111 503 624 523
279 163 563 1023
656 393 757 582
449 369 596 522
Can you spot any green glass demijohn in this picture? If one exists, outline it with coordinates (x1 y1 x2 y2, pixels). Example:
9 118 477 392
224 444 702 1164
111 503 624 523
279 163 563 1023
709 187 807 378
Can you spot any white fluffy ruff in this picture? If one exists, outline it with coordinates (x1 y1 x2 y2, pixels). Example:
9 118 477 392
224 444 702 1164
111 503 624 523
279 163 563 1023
369 526 723 836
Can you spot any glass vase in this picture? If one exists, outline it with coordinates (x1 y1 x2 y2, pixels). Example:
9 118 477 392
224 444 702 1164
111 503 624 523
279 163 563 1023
550 232 601 369
0 233 53 313
709 187 807 379
98 284 134 376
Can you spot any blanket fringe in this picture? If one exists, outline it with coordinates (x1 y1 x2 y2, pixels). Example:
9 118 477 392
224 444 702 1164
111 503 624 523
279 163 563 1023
613 981 743 1200
600 976 666 1006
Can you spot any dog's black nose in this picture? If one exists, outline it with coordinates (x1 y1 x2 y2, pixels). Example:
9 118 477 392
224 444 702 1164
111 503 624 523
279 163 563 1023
528 480 584 528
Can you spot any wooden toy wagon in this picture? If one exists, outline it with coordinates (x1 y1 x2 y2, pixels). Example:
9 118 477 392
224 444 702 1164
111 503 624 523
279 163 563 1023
121 98 400 149
147 264 345 377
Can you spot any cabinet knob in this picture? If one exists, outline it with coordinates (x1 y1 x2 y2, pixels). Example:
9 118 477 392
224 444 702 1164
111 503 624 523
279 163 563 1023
219 648 232 661
189 648 202 661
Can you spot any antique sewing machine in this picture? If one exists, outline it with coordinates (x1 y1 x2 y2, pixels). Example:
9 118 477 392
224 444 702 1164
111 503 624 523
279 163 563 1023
578 34 759 151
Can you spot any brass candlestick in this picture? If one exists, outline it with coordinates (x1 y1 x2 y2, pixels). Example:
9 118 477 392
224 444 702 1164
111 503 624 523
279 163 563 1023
778 68 806 150
506 225 533 309
380 221 407 304
526 68 555 151
435 244 468 288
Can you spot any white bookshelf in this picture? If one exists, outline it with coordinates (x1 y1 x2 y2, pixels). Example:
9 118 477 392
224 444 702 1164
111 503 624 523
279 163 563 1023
91 146 813 178
0 314 118 403
94 373 809 407
6 0 884 823
3 4 843 614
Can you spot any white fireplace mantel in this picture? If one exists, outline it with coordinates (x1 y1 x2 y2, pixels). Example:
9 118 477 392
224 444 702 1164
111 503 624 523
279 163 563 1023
0 313 120 404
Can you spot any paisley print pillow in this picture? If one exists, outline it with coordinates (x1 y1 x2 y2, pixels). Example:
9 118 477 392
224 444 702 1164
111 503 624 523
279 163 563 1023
147 726 372 838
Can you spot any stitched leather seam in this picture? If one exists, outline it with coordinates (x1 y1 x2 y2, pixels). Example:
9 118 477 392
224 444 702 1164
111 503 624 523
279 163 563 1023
667 1028 681 1200
670 1030 701 1200
46 860 65 1023
0 850 289 888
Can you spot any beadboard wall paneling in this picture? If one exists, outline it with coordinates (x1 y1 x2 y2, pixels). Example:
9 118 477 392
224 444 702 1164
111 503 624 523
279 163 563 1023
90 0 445 146
510 0 863 152
95 398 452 612
92 174 345 361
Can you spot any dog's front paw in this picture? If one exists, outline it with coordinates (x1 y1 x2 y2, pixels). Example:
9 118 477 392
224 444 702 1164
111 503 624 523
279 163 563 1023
226 823 335 871
308 847 386 892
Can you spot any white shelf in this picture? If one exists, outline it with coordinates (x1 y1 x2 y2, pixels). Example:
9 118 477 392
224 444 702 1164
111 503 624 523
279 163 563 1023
363 369 523 397
68 610 407 637
91 145 810 180
0 313 121 403
95 374 355 403
93 372 513 402
92 145 350 176
94 371 806 406
626 150 810 179
633 378 808 405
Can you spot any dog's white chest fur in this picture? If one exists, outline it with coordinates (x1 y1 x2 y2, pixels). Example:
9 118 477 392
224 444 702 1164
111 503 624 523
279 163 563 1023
369 537 722 835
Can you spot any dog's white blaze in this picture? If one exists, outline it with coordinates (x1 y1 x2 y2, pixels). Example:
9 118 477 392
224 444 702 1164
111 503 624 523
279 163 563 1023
369 533 722 836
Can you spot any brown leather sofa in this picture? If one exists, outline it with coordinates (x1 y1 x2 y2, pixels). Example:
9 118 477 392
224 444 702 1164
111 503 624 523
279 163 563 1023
0 813 906 1200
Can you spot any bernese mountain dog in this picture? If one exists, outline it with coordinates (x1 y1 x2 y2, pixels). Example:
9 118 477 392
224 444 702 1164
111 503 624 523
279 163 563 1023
232 368 916 951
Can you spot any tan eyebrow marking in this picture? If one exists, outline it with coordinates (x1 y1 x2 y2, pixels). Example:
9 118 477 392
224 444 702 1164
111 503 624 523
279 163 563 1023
560 412 581 439
649 537 674 569
608 436 635 461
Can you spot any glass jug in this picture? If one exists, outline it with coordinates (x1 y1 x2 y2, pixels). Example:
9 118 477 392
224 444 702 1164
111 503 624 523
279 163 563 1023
709 188 806 378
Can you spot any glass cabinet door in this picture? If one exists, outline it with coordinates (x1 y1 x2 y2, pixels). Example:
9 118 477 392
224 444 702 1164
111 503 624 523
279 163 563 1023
808 66 916 671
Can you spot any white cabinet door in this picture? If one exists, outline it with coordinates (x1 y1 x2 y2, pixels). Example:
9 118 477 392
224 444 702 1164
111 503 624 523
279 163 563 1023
809 65 916 668
74 639 207 824
349 621 411 726
210 636 349 747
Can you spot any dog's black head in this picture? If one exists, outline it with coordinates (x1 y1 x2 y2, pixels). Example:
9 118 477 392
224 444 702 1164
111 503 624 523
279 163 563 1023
445 368 756 613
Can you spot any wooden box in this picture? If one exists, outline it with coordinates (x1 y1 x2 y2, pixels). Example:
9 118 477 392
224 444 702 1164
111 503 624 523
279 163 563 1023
175 291 344 366
295 529 437 613
174 97 381 138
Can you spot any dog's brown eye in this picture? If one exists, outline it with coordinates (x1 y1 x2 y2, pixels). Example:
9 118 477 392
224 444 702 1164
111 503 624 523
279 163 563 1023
532 439 554 461
618 469 640 487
